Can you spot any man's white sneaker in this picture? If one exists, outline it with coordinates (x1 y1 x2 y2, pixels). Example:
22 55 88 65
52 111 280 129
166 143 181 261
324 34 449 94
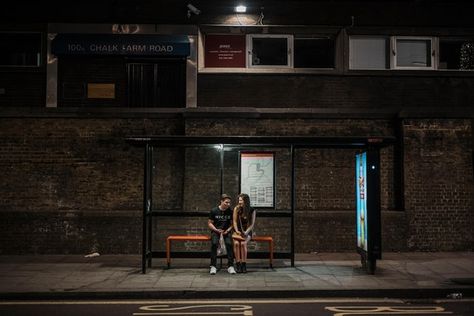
210 266 217 275
227 266 236 274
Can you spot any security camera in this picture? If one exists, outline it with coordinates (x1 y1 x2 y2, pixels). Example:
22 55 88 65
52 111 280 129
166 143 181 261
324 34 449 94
187 3 201 15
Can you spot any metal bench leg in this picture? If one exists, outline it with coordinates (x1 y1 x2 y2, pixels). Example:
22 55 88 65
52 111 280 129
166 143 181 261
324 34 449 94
269 240 274 268
166 239 171 268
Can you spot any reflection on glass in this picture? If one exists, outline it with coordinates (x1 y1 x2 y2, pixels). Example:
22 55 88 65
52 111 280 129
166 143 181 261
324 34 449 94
396 39 431 67
252 37 288 66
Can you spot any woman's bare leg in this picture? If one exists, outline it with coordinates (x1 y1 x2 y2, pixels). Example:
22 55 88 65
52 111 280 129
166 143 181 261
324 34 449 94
241 240 248 262
233 240 241 262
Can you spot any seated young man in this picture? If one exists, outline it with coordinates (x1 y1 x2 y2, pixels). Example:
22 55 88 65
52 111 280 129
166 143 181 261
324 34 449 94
208 194 236 275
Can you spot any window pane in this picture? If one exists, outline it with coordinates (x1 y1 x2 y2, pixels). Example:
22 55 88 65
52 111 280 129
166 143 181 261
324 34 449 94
0 33 41 66
396 39 431 67
252 37 288 66
440 39 474 70
350 37 388 69
294 38 335 68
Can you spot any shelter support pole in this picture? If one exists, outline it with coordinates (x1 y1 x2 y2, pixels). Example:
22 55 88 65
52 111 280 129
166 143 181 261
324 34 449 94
142 143 151 273
220 144 224 195
147 146 153 268
290 145 295 267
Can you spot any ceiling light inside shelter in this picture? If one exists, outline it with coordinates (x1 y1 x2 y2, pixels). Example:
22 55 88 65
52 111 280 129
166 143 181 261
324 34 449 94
235 5 247 13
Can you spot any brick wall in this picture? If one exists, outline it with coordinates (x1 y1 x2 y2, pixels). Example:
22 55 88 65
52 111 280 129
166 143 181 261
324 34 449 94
185 117 401 252
0 211 141 254
153 148 184 210
0 71 45 107
152 217 290 253
0 115 472 254
198 75 474 109
403 119 473 251
0 117 183 254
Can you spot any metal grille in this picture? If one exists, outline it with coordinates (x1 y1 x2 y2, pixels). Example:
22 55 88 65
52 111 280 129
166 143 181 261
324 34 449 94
126 59 186 107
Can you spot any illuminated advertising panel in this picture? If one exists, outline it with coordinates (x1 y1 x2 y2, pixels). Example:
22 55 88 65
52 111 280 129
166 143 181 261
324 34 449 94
356 152 368 252
240 152 274 208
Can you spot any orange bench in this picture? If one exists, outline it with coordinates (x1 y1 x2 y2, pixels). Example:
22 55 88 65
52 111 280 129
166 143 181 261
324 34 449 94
166 235 274 268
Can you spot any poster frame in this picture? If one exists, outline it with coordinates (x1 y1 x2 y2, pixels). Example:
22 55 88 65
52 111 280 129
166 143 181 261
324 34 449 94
239 151 276 208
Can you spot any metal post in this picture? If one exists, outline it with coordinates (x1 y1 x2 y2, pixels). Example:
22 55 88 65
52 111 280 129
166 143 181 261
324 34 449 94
142 143 150 273
147 146 153 268
290 145 296 267
219 144 224 195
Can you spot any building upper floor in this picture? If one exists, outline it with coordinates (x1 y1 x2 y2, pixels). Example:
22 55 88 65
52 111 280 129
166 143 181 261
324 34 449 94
1 0 474 116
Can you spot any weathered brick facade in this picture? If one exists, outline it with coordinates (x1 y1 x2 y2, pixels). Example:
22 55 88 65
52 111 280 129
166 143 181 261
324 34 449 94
403 119 473 251
198 75 474 109
183 117 404 252
0 117 182 254
0 0 473 256
3 115 466 254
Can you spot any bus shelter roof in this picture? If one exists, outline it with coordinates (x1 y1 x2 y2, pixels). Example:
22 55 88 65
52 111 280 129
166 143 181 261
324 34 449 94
126 135 396 148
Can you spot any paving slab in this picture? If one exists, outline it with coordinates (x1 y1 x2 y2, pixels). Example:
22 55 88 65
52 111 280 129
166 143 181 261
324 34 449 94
0 252 473 299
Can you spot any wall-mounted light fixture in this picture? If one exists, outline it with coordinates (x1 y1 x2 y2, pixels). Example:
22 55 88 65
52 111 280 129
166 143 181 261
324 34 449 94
235 5 247 13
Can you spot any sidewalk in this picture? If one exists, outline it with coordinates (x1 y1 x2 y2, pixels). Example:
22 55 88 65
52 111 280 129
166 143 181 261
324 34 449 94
1 252 473 300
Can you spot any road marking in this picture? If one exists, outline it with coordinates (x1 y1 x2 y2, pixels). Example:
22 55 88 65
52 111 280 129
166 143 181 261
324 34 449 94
325 306 451 315
435 298 474 303
134 304 253 315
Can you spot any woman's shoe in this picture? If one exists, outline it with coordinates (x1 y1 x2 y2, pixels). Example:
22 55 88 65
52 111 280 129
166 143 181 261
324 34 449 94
242 262 247 273
236 262 242 273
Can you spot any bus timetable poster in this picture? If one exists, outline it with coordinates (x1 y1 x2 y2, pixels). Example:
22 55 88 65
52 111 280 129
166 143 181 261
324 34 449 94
240 152 274 208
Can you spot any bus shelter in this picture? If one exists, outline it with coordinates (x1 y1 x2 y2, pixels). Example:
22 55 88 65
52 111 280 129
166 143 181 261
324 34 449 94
126 135 395 274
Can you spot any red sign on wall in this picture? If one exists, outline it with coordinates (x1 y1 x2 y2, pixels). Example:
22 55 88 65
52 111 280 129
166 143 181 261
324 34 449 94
205 35 246 68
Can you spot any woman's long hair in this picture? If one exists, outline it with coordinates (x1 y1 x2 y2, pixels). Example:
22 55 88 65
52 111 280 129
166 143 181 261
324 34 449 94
238 193 252 221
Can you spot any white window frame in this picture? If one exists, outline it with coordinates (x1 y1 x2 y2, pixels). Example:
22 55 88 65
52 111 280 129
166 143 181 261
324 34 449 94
349 35 389 70
247 34 293 69
392 36 435 70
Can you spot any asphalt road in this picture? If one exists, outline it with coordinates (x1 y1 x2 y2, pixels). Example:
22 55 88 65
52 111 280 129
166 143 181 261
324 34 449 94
0 298 473 316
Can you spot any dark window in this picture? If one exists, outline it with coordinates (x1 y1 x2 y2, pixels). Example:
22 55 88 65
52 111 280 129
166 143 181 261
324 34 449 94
127 58 186 107
439 39 474 70
0 33 41 66
294 38 335 68
251 37 288 66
